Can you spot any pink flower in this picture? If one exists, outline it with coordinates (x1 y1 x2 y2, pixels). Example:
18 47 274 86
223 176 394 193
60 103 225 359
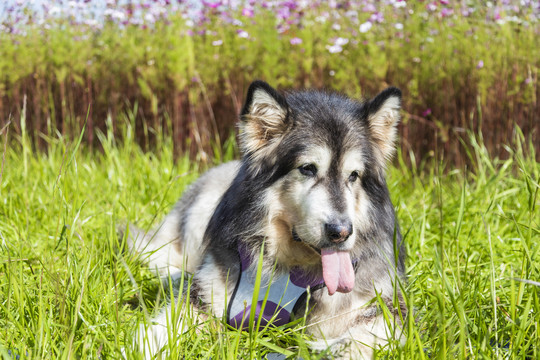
422 108 432 117
202 0 221 9
440 8 453 17
363 4 376 12
242 8 253 17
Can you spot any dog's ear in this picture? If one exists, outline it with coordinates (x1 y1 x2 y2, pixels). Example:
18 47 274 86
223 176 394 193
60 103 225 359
367 87 401 167
239 80 290 166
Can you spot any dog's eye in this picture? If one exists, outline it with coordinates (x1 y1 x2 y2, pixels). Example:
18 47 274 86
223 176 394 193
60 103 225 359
348 171 360 183
298 164 317 177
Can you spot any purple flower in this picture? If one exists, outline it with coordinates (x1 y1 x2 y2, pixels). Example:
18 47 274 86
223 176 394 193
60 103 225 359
370 12 384 23
477 60 484 69
422 108 432 117
282 0 298 10
277 7 290 20
290 37 302 45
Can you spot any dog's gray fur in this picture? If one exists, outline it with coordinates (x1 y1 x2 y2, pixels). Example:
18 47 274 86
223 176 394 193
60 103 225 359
128 81 406 359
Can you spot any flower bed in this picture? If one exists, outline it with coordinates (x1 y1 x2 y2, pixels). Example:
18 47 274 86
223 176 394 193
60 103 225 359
1 0 538 163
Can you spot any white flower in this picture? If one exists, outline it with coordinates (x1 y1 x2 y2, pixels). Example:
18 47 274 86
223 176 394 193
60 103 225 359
85 19 98 27
238 30 249 38
112 10 125 21
49 6 61 15
144 13 155 23
326 44 343 53
212 40 223 46
395 23 404 30
335 37 349 46
359 21 372 33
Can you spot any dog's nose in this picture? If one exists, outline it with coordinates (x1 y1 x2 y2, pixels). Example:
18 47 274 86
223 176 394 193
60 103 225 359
325 220 353 243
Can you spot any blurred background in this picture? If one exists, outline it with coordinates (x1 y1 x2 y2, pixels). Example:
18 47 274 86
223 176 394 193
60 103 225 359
1 0 538 165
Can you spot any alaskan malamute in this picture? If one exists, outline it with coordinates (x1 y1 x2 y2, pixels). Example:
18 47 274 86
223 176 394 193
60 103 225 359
128 80 406 359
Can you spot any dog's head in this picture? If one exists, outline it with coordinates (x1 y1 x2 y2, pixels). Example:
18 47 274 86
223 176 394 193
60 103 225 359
239 81 401 295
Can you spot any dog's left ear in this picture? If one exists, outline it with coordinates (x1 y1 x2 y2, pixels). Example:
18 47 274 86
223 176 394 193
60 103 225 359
239 80 291 167
367 87 401 167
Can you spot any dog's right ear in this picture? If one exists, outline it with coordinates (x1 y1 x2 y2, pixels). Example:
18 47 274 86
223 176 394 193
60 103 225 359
239 80 290 166
366 87 401 167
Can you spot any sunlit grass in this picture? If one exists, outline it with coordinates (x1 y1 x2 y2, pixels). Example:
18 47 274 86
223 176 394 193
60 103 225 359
0 117 538 358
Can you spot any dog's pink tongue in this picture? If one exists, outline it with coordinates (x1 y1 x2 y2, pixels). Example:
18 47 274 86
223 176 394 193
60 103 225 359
321 248 355 295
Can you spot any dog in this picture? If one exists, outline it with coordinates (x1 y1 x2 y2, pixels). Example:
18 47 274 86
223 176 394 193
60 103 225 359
127 80 406 359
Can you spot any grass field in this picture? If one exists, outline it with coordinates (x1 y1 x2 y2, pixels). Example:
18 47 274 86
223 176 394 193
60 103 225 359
0 116 538 359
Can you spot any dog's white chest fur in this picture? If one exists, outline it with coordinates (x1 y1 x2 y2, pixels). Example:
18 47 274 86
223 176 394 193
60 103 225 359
228 244 324 328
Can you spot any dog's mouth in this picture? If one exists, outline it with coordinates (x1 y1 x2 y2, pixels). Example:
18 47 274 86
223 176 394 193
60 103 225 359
292 228 355 295
292 228 321 254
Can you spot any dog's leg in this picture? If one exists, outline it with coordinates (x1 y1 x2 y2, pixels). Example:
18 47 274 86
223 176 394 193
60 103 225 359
125 208 186 280
305 297 404 359
133 253 233 359
307 327 381 359
308 315 392 360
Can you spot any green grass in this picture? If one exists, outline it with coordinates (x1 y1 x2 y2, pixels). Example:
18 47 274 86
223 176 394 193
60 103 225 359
0 118 538 359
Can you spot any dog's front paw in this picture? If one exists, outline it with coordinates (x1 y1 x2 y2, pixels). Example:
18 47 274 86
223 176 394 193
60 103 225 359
308 337 374 360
